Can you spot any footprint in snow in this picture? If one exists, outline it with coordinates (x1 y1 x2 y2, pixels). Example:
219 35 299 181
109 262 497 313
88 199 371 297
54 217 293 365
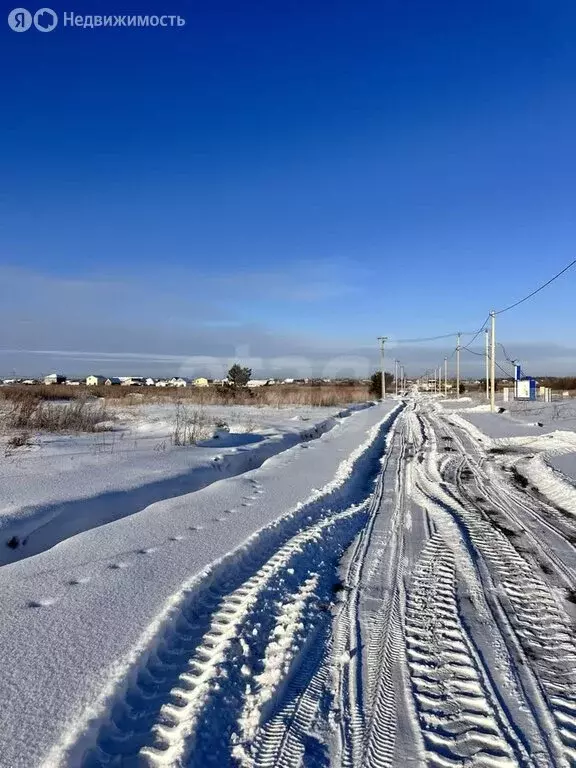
188 525 203 531
169 535 185 541
69 577 90 586
27 598 57 608
137 547 155 555
108 562 128 570
223 509 236 515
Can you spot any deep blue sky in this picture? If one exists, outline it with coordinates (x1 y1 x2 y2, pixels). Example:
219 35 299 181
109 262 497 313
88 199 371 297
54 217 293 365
2 0 576 377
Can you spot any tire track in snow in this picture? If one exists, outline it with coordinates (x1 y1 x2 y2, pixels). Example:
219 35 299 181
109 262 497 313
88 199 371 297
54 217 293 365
440 410 576 590
421 405 576 766
454 503 576 766
329 413 404 768
246 409 407 768
232 574 321 767
82 504 366 767
361 407 419 768
72 408 402 768
251 624 332 768
405 534 522 768
362 587 404 768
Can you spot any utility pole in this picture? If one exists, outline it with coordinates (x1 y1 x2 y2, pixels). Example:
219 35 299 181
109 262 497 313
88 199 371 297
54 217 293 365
444 356 448 397
401 365 405 394
394 359 399 397
484 328 489 402
377 337 388 400
456 332 461 399
490 311 496 412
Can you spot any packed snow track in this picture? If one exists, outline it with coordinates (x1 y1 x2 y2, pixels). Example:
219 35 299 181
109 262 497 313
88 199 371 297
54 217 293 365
3 399 576 768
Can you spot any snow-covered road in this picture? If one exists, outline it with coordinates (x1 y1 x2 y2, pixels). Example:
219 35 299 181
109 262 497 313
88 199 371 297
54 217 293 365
1 398 576 767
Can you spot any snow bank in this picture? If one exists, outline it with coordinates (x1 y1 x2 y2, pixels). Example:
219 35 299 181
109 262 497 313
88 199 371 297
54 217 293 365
520 455 576 516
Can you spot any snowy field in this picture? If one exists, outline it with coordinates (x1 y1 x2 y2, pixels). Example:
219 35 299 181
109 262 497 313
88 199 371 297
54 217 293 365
1 395 576 768
0 401 373 566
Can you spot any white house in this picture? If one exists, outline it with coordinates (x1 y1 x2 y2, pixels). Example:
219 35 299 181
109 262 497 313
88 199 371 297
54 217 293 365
44 373 66 385
155 379 169 387
121 377 146 386
86 375 106 386
169 377 188 388
246 379 275 388
145 378 156 386
66 380 81 386
104 377 121 386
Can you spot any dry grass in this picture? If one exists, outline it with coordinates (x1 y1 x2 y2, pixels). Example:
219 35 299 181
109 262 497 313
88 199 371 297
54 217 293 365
3 390 111 433
172 403 213 445
1 383 371 408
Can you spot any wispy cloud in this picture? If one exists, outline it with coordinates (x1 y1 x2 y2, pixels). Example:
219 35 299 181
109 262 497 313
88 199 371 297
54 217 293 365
1 265 575 378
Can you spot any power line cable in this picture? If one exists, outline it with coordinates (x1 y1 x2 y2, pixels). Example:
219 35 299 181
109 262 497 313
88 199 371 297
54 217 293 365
497 342 539 380
395 331 476 343
389 258 575 354
396 258 575 356
495 257 576 315
461 346 512 377
498 342 515 362
462 316 491 350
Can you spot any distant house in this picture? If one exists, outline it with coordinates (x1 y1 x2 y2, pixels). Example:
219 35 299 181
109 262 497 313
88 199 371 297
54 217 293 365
193 377 209 387
145 378 156 386
121 377 146 386
246 379 275 388
282 378 295 384
86 375 106 386
66 380 81 386
169 377 188 388
104 377 121 386
155 379 169 387
22 379 38 385
44 373 66 385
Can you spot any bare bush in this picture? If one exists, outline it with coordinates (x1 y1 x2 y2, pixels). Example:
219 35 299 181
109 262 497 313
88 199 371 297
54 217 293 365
172 403 213 446
9 394 39 428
